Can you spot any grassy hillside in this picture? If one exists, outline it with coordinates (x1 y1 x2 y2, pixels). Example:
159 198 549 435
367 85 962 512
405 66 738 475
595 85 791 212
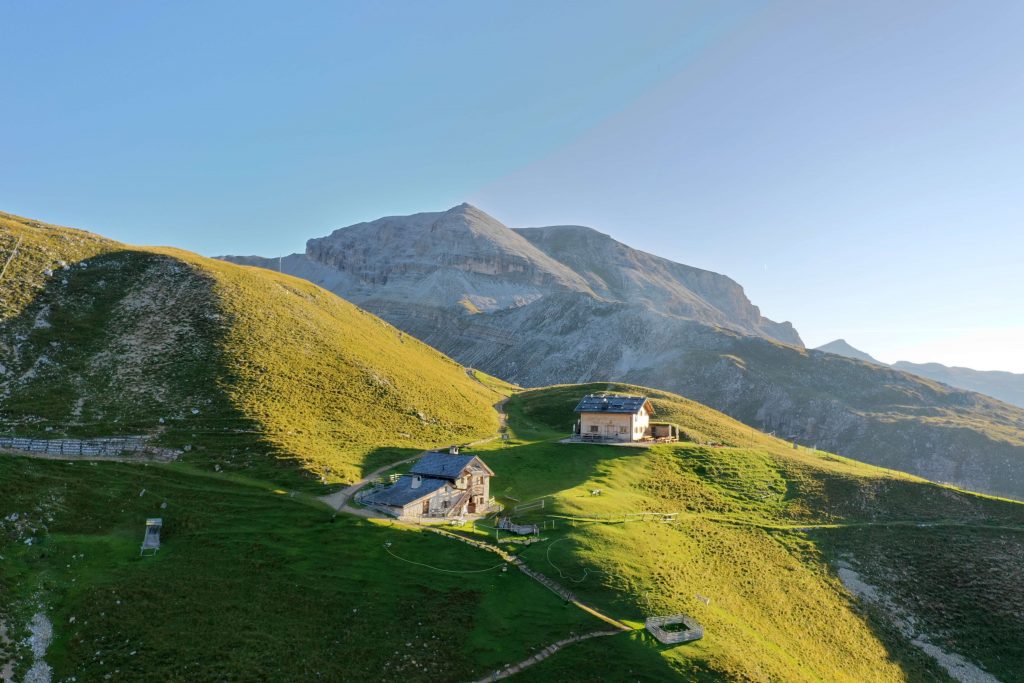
634 335 1024 502
3 377 1022 680
463 383 1024 681
4 211 1022 681
224 207 1024 502
0 456 604 682
0 211 503 486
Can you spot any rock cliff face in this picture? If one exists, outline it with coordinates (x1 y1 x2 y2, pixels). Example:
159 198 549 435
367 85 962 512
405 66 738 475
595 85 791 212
515 224 801 345
303 204 593 313
219 204 1024 500
226 203 798 342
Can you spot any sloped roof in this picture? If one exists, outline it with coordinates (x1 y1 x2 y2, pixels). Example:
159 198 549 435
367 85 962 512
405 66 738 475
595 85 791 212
363 476 448 508
410 452 494 479
574 394 653 415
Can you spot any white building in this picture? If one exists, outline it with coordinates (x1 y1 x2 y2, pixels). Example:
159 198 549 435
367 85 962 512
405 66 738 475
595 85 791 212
574 394 654 442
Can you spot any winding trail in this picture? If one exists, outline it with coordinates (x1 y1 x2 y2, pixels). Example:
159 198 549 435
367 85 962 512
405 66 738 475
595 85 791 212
6 396 628 681
319 454 422 511
466 629 625 683
320 395 508 512
546 510 1024 535
318 397 635 681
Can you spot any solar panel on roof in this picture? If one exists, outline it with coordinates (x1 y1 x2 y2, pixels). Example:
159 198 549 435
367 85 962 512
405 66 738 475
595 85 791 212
573 394 649 414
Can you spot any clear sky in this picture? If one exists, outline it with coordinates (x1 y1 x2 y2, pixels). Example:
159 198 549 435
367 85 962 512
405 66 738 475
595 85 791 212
2 1 1022 371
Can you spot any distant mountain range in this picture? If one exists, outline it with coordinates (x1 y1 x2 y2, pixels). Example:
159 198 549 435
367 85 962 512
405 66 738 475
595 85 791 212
221 204 1024 501
815 339 885 365
815 339 1024 409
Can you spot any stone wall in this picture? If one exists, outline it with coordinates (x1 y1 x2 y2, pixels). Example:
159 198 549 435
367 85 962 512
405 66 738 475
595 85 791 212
0 435 180 461
645 614 703 644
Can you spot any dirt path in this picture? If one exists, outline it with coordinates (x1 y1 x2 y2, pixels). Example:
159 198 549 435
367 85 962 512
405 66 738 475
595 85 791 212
321 397 636 683
549 509 1024 535
466 397 508 447
493 397 508 431
321 396 510 511
466 629 624 683
8 398 633 681
333 495 633 637
319 454 423 511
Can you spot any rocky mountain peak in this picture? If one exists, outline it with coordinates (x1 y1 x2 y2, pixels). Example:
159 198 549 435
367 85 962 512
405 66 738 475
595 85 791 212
815 339 884 365
226 204 802 345
302 205 592 312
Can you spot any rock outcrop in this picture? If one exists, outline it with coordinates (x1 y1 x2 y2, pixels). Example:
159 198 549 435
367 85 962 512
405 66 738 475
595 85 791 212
815 339 885 366
515 224 801 345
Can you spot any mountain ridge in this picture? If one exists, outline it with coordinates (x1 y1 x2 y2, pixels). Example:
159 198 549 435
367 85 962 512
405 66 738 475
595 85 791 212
514 223 801 345
815 338 884 365
222 203 800 344
816 338 1024 409
218 204 1024 501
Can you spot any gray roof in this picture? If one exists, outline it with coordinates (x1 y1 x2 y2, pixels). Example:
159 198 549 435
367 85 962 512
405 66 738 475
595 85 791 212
363 476 448 508
574 394 651 415
410 452 479 480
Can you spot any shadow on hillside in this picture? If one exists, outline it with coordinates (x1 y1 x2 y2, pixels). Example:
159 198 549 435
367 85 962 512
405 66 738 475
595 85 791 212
810 530 976 680
0 248 313 489
347 441 616 499
356 446 427 479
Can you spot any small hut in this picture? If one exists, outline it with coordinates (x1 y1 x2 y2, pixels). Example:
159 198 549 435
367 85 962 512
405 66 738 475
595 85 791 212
140 518 162 556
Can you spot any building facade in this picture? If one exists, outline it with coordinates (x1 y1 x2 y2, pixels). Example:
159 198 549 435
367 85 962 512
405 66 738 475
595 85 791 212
574 394 655 442
362 449 495 519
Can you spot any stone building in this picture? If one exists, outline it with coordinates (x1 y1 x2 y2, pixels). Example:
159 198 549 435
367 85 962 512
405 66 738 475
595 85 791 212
362 448 495 519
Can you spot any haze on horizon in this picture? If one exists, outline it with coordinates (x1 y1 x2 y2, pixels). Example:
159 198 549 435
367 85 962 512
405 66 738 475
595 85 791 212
2 1 1021 372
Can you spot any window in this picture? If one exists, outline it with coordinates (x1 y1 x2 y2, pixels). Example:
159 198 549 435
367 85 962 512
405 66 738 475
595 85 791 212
590 425 599 433
619 426 628 434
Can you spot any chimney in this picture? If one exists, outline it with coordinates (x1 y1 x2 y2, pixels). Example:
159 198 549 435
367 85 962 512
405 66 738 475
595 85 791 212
411 475 421 489
449 445 460 455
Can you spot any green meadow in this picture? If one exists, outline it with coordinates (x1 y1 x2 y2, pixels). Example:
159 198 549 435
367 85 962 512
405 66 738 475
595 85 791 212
0 456 607 682
3 214 1023 681
463 384 1024 680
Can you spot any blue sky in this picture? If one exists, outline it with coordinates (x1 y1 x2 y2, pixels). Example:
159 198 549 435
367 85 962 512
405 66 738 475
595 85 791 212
2 1 1021 371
